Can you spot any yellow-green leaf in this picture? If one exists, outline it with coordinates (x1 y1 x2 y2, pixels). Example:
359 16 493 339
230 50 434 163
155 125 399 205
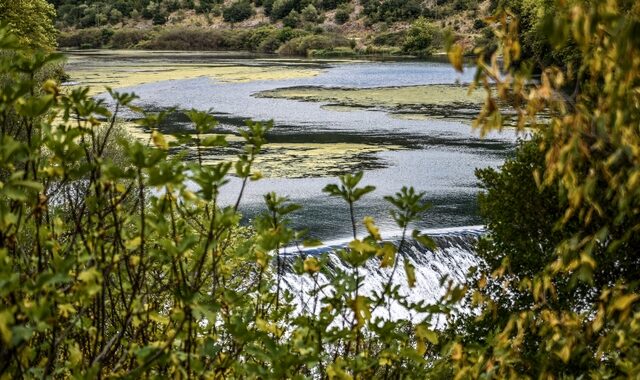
0 310 14 344
152 130 168 150
350 296 371 329
304 257 320 273
448 43 464 72
611 294 639 312
404 261 416 288
125 237 142 251
363 216 381 240
378 243 396 268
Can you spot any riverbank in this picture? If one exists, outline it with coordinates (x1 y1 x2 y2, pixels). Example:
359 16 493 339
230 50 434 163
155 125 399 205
57 26 423 58
55 0 489 57
57 18 486 59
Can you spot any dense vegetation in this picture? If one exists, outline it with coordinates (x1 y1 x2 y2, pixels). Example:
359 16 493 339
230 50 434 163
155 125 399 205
1 27 445 376
442 0 640 376
0 0 57 50
49 0 477 28
49 0 484 56
57 25 356 55
1 0 639 378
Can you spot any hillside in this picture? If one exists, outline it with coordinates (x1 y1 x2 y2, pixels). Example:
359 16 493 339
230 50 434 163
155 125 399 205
50 0 493 56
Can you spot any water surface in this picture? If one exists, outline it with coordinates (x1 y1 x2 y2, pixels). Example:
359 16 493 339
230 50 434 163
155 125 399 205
66 51 516 241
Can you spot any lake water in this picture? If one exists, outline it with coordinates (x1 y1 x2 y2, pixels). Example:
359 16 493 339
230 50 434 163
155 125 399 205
66 51 517 242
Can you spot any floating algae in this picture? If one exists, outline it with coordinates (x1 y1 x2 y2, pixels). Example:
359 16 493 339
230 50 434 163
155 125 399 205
320 104 372 112
256 84 487 119
119 120 402 179
64 52 323 96
238 142 403 178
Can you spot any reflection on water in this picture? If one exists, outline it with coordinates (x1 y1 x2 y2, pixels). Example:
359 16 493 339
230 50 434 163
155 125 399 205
66 51 517 241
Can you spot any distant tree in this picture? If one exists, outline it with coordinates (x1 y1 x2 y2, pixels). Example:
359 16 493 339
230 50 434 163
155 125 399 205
301 4 319 22
109 9 124 24
270 0 296 20
112 0 134 17
282 9 301 27
196 0 219 14
0 0 57 49
262 0 275 15
362 0 422 22
321 0 348 11
402 17 441 54
334 6 350 24
223 0 254 22
152 12 168 25
166 0 181 12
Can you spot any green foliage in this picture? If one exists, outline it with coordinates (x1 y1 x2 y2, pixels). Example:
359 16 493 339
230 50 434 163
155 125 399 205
56 23 321 54
361 0 422 23
110 28 148 48
475 136 568 280
443 0 640 377
276 33 350 55
48 0 488 58
282 10 302 28
372 30 405 46
223 0 254 23
402 17 443 55
334 6 351 24
0 0 57 50
320 0 349 11
490 0 579 69
152 11 168 25
5 0 640 377
270 0 297 20
58 28 115 49
0 26 447 378
301 4 319 22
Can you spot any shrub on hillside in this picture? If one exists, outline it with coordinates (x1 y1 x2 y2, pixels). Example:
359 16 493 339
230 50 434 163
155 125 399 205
223 0 254 23
372 31 407 46
270 0 296 20
57 28 111 48
196 0 221 13
320 0 349 10
334 6 350 24
362 0 422 23
140 28 229 50
110 29 148 48
301 4 319 22
402 17 442 55
262 0 275 15
152 12 168 25
276 33 350 55
283 10 302 28
238 26 302 51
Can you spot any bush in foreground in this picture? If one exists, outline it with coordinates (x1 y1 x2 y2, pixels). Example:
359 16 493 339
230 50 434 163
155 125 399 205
2 0 640 377
0 25 442 378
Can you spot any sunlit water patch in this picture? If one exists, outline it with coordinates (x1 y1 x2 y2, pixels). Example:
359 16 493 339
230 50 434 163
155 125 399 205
280 226 483 321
